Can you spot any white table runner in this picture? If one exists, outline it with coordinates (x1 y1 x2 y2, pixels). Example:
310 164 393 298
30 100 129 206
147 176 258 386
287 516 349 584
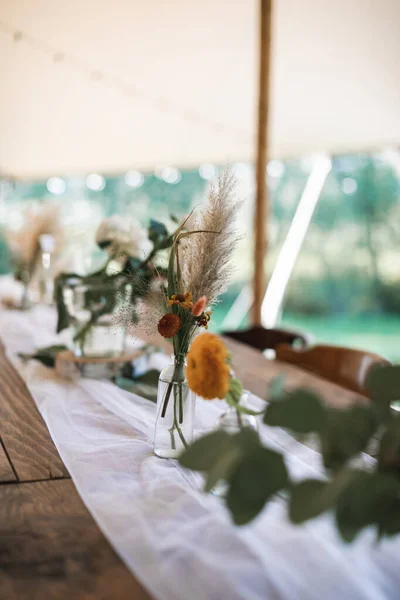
0 299 399 599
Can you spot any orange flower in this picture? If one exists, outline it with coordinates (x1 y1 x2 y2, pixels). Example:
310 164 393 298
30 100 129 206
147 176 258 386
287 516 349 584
167 292 193 310
192 296 208 317
186 333 230 400
157 313 181 338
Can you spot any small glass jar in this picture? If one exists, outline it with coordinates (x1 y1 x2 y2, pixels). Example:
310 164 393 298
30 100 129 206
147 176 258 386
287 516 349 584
211 391 258 497
154 356 197 459
38 234 56 305
62 278 130 357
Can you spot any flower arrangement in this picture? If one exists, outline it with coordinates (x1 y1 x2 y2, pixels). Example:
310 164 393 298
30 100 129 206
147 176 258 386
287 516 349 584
148 167 242 456
180 334 400 542
6 203 62 307
55 216 174 356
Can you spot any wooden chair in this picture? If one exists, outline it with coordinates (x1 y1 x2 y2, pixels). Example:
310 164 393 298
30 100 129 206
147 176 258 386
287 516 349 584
223 325 310 352
275 343 391 397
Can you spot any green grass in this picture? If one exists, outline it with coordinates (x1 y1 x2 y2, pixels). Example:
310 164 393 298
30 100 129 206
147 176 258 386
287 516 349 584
210 302 400 363
281 313 400 363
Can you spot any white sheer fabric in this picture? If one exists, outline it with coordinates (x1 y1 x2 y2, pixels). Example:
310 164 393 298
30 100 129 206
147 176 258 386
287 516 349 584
0 298 399 599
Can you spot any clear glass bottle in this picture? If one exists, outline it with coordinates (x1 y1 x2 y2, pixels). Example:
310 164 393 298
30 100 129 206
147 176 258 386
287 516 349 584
217 394 258 433
38 234 56 305
154 356 196 459
211 391 258 497
62 278 129 357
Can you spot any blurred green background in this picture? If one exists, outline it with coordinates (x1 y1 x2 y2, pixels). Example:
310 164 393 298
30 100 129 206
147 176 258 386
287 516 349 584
1 152 399 360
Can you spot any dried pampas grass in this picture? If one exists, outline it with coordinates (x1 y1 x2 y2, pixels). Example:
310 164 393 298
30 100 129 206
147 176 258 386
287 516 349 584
7 203 62 273
181 166 242 304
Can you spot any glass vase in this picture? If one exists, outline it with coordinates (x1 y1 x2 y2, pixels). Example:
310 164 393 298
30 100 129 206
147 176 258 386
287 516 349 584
62 278 130 358
211 391 258 497
38 234 56 305
154 356 196 459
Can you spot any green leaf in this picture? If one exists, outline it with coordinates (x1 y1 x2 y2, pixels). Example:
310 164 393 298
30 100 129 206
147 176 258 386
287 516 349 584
378 498 400 538
225 379 263 415
264 388 326 434
229 378 243 404
233 427 261 453
124 257 142 274
268 374 285 401
335 471 400 542
289 470 356 524
19 344 68 368
133 369 160 387
148 220 169 245
378 416 400 472
289 480 328 523
115 378 158 402
226 446 288 525
204 445 243 493
366 365 400 405
321 405 378 471
155 234 175 251
179 430 234 471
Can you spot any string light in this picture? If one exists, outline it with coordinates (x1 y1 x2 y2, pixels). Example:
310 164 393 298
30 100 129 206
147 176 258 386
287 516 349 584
199 164 216 180
267 160 285 178
86 174 106 191
0 19 251 144
46 177 66 194
155 167 181 184
124 170 144 188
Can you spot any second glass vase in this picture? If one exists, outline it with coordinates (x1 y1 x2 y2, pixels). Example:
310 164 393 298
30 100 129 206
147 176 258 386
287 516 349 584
154 356 196 459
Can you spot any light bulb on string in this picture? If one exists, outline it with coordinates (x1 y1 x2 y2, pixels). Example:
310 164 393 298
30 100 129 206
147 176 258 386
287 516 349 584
86 174 106 191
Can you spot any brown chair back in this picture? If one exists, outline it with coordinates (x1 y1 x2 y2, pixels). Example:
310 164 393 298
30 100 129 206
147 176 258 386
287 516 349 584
275 343 391 397
223 326 309 352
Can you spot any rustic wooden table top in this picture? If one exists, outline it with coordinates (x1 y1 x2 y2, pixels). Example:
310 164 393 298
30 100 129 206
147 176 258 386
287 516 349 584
0 334 364 599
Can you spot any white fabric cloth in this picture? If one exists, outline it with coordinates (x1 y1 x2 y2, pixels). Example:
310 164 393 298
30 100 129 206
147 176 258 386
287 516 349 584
0 298 399 599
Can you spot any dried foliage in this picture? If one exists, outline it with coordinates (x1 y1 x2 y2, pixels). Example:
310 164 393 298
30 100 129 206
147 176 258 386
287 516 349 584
180 167 242 304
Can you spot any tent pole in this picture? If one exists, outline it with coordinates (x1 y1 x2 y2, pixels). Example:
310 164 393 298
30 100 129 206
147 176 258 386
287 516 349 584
252 0 272 326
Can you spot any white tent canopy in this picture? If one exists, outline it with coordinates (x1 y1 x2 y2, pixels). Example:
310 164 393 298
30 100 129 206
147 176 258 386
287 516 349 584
1 0 400 179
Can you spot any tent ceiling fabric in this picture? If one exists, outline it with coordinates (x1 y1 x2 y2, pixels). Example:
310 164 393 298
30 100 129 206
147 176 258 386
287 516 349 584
1 0 400 178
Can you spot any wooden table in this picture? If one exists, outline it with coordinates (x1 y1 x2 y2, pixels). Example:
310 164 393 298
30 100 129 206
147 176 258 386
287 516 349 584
0 336 364 599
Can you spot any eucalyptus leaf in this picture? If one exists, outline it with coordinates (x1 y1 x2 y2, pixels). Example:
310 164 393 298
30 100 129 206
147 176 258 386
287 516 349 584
19 344 68 368
289 480 328 523
225 378 262 414
116 378 158 403
133 369 160 387
366 365 400 406
229 378 243 404
378 416 400 472
268 374 286 401
233 427 261 453
289 470 356 524
377 498 400 538
321 404 378 471
204 445 243 493
335 471 400 542
226 446 288 525
179 430 234 471
148 219 169 245
264 388 326 434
